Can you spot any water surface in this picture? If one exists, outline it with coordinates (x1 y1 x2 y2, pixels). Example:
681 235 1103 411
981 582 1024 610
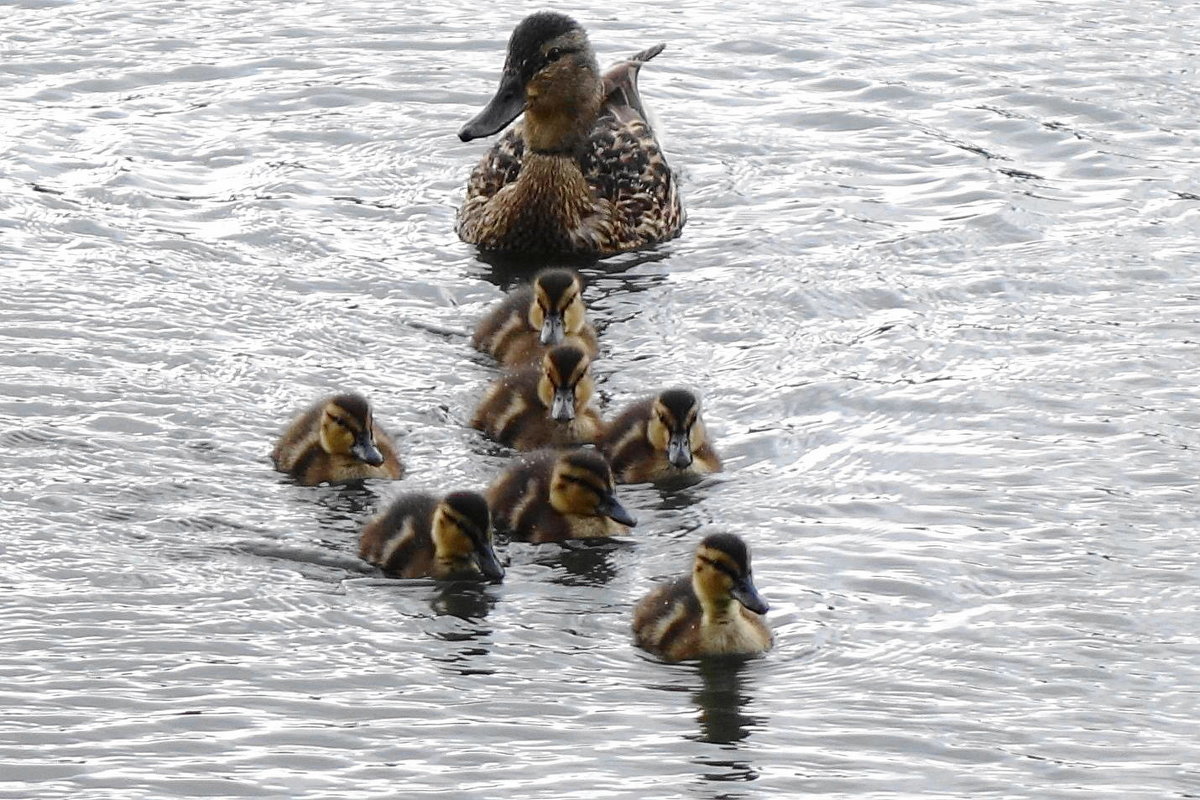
1 1 1198 798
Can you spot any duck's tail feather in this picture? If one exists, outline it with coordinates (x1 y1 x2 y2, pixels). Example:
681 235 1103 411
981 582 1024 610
602 43 667 126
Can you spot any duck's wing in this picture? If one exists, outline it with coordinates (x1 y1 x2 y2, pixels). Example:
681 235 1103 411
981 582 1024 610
584 45 684 250
601 43 666 128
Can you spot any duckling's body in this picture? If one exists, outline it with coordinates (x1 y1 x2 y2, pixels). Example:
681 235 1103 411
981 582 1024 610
457 11 683 256
360 491 503 582
633 533 772 661
473 268 599 367
603 388 721 484
271 392 403 485
471 344 603 450
488 448 636 543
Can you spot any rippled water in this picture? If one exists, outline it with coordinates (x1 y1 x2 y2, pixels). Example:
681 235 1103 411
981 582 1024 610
2 0 1198 797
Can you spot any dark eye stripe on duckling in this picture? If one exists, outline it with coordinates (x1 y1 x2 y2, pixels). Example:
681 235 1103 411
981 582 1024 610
699 532 751 573
656 389 699 427
545 347 588 387
534 269 581 307
697 554 744 582
329 392 371 423
559 472 608 497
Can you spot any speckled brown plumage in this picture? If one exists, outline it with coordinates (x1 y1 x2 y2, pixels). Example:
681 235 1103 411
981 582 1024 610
457 13 683 256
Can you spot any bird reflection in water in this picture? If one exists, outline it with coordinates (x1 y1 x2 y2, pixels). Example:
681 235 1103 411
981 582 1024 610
430 580 498 622
688 658 763 785
471 247 672 293
428 582 499 678
535 538 628 587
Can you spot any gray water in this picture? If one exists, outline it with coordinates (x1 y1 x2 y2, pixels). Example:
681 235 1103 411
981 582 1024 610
1 1 1198 798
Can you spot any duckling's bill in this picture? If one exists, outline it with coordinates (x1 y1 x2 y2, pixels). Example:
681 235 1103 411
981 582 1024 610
351 431 384 466
666 431 693 469
473 539 506 582
596 492 637 527
732 574 769 615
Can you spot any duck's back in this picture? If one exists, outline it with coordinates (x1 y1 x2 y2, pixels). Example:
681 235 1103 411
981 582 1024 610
271 398 325 473
633 576 703 658
359 494 439 577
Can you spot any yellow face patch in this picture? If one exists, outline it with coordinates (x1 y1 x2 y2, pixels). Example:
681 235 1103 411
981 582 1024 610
319 408 359 455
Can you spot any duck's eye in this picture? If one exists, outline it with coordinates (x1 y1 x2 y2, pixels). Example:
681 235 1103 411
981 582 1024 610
547 47 563 62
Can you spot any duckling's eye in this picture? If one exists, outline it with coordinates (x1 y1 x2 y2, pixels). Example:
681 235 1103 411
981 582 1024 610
547 47 563 62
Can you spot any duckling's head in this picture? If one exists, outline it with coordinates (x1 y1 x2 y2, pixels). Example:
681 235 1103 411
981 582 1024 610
529 269 587 346
692 533 769 615
459 12 602 152
319 393 384 466
648 389 708 469
549 449 637 527
432 490 505 582
537 344 594 423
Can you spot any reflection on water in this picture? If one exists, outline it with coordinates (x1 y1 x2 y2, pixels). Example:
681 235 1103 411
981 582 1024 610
429 581 499 623
689 658 763 747
537 538 626 587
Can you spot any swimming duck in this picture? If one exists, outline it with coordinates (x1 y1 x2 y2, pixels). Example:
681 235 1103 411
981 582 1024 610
457 11 684 255
602 388 722 484
473 268 599 367
470 344 603 450
359 490 504 582
488 448 636 543
632 533 772 661
271 392 404 485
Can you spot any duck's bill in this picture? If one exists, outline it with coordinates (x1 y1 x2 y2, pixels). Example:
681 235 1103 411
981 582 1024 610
732 577 769 615
473 542 505 582
351 435 385 467
667 432 693 469
458 71 525 141
551 389 576 422
540 313 566 346
596 493 637 527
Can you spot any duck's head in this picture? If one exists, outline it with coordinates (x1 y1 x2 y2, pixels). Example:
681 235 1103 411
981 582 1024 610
549 449 637 527
648 389 708 469
537 344 594 423
432 490 505 582
459 11 602 152
692 533 769 615
319 393 385 466
529 268 587 346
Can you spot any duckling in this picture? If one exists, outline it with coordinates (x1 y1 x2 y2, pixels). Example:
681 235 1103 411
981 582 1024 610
271 392 404 485
470 344 603 450
488 448 636 543
473 268 599 367
632 533 772 661
359 490 504 582
457 11 684 255
602 388 722 484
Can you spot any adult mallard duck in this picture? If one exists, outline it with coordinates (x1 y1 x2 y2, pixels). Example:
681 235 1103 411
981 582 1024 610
632 533 772 661
488 448 636 543
359 490 504 582
470 343 603 451
473 268 599 367
601 388 722 484
271 392 404 485
457 11 684 256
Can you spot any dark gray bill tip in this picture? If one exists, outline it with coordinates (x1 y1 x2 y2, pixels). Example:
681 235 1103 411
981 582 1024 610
732 579 769 615
474 544 505 583
597 494 637 528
